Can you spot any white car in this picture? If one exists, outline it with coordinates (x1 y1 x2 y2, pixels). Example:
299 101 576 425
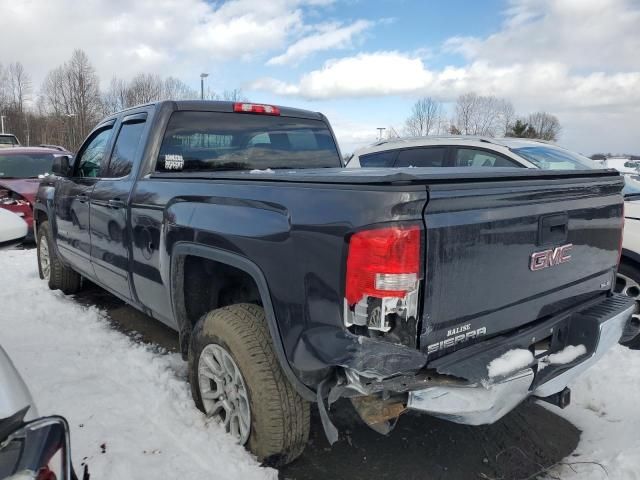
346 136 593 170
347 136 639 346
0 208 27 248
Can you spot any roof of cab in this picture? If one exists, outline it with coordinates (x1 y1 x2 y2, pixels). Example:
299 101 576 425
105 100 325 122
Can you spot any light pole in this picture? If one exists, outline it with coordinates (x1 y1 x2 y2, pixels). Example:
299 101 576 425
0 115 5 134
66 113 77 150
200 73 209 100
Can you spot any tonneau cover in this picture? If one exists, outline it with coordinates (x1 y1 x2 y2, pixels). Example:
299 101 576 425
152 167 622 185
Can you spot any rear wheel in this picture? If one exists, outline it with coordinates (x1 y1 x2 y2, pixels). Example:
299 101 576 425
189 303 310 466
615 261 640 349
37 221 81 294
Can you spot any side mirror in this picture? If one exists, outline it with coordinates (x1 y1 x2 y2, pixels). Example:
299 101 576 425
51 155 72 177
0 415 84 480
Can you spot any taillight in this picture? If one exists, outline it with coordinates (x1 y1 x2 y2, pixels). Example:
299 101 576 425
346 225 421 306
233 103 280 115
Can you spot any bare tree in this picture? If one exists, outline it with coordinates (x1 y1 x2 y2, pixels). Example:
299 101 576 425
126 73 163 106
162 77 198 101
526 112 561 141
7 62 32 113
0 64 9 109
67 50 102 141
500 101 515 136
453 93 514 137
221 88 248 102
404 97 441 136
386 126 401 139
102 77 128 114
40 50 102 149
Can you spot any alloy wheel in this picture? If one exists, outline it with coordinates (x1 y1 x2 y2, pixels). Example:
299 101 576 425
39 239 51 281
198 343 251 444
615 271 640 325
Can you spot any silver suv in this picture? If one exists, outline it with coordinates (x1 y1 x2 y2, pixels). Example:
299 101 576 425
346 136 596 170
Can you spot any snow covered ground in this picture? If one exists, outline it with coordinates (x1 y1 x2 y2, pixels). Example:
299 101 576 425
0 249 276 480
547 344 640 479
1 248 639 479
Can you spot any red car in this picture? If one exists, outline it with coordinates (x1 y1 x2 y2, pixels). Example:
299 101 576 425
0 147 71 240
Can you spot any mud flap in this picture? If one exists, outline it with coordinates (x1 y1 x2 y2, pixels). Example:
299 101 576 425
316 377 340 445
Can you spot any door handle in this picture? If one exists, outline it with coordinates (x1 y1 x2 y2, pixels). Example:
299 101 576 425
107 199 126 209
76 194 89 203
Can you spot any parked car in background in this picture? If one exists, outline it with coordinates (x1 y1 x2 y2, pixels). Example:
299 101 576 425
0 344 84 480
347 137 640 345
346 136 595 170
0 209 27 248
38 144 69 152
0 147 71 240
0 134 20 148
617 175 640 347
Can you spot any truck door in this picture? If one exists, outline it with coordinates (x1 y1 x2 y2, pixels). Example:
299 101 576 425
53 123 115 277
89 112 148 300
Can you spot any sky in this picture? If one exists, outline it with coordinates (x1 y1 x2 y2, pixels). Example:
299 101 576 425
0 0 638 155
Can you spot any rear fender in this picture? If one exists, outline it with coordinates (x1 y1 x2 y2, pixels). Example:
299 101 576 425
169 242 316 401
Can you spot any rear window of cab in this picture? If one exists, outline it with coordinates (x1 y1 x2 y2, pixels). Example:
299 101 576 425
156 111 341 172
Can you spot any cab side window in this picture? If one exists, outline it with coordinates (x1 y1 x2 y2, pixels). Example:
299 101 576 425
104 119 146 178
454 148 520 168
76 127 113 178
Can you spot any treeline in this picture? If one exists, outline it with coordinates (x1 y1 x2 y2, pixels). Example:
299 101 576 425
0 49 245 151
401 93 561 141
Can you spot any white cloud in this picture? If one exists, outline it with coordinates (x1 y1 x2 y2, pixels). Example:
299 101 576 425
267 19 373 65
252 0 640 152
455 0 640 71
0 0 333 86
252 53 640 109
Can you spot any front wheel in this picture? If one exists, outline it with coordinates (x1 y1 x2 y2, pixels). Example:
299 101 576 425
37 221 81 294
188 303 310 466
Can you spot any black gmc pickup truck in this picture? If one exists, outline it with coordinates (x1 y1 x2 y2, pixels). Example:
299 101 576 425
34 100 637 466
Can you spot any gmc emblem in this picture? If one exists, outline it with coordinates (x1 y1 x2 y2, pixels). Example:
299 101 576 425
530 244 573 271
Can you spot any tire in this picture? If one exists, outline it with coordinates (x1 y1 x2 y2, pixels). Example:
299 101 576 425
37 221 81 294
616 260 640 349
189 303 310 466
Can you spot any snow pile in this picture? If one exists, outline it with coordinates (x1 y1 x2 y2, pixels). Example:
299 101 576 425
487 348 534 378
249 168 275 174
545 344 587 365
547 344 640 479
0 249 276 480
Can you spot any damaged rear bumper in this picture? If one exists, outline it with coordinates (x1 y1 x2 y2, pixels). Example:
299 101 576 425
406 294 635 425
340 294 636 429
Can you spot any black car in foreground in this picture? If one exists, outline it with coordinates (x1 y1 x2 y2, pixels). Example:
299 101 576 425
34 100 637 465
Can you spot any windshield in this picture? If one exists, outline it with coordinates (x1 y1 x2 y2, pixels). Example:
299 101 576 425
0 136 18 146
0 153 56 178
623 175 640 198
512 146 596 170
156 111 341 172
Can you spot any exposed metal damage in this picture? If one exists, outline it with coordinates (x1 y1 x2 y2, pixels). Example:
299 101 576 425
313 295 637 445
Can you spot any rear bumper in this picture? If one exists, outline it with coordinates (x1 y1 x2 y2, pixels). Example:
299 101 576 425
406 294 635 425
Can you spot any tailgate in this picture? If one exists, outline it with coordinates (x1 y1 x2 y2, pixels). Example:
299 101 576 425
420 171 624 357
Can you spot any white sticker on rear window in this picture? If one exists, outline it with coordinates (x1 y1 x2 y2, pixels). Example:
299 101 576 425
164 154 184 170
